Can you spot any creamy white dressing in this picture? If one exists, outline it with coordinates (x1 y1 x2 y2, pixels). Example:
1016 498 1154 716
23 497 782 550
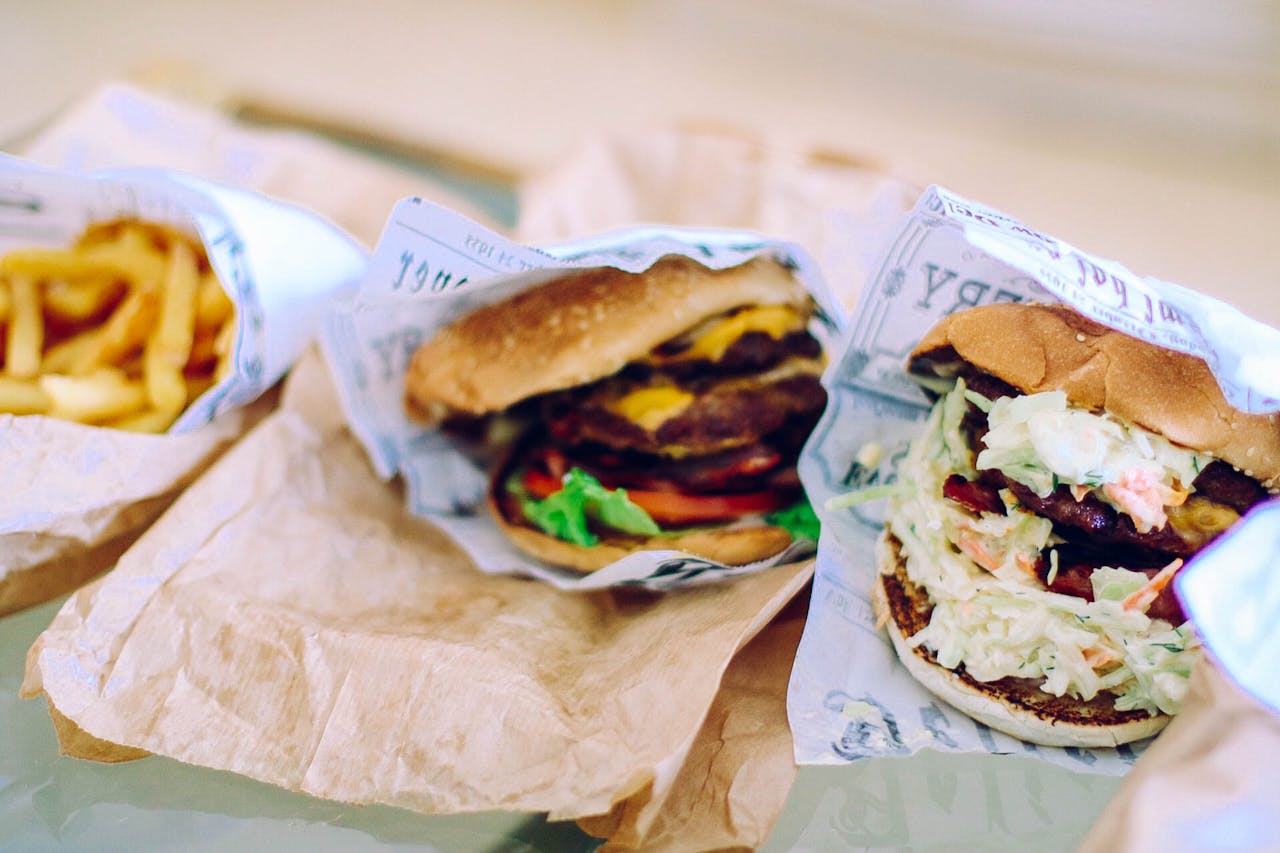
886 381 1202 716
977 391 1211 530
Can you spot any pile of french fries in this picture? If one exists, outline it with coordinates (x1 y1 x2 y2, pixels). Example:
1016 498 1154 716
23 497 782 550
0 220 235 432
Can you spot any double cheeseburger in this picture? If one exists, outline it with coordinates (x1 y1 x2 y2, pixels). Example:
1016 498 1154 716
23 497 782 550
404 256 829 572
867 302 1279 747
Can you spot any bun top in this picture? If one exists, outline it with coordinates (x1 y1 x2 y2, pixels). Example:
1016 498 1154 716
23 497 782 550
910 302 1280 488
405 256 809 422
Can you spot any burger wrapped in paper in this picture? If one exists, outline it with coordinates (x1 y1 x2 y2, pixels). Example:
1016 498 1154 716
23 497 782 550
405 256 828 572
846 302 1280 747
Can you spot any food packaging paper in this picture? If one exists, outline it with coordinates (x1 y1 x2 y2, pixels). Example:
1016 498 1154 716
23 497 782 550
1077 499 1280 852
322 198 842 591
517 126 919 316
19 81 499 248
0 154 366 615
789 185 1280 773
578 598 807 852
514 127 913 850
21 348 814 827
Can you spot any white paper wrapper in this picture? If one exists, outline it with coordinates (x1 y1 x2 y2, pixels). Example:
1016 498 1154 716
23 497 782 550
788 185 1280 773
1177 497 1280 716
322 197 843 590
0 154 366 608
0 154 367 429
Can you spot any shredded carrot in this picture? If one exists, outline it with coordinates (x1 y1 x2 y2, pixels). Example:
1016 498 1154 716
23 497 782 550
1083 646 1119 669
1122 558 1185 613
1014 553 1039 578
955 530 1004 573
1104 469 1189 533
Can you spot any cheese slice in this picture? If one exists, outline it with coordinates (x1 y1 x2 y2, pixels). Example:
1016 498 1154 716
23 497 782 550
608 386 695 432
660 304 805 364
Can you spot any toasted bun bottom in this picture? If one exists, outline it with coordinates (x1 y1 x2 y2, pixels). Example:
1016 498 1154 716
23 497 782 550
488 488 795 573
874 530 1169 748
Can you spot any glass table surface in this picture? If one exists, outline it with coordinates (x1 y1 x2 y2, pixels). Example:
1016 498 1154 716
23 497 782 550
2 596 1121 852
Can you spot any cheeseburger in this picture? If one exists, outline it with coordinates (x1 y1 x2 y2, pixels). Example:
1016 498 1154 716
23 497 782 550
404 256 829 572
859 303 1279 747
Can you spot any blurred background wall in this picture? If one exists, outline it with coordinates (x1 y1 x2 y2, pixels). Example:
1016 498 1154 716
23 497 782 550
4 0 1278 315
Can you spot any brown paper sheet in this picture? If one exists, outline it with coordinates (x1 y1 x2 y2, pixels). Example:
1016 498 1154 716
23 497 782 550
0 400 268 617
580 597 808 852
1 82 489 618
515 127 912 849
1078 657 1280 853
23 349 813 824
517 125 919 312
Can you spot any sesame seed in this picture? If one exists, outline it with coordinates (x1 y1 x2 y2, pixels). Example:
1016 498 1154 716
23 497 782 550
1076 334 1086 342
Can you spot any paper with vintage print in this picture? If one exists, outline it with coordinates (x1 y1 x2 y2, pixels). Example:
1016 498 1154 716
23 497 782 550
0 154 365 614
322 197 843 591
789 185 1280 773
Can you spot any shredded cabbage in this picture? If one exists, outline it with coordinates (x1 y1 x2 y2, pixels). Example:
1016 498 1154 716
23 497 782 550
883 381 1202 717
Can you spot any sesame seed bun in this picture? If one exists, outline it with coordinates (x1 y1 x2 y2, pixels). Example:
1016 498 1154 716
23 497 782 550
404 256 809 424
909 302 1280 488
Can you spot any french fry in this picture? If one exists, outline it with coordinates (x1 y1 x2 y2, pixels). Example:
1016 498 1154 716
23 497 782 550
186 328 220 373
143 242 199 418
0 377 51 415
42 327 104 375
40 369 148 424
1 226 168 289
5 275 43 379
74 288 160 373
104 407 179 433
43 276 126 324
184 373 217 403
195 273 234 332
0 220 234 433
214 315 236 382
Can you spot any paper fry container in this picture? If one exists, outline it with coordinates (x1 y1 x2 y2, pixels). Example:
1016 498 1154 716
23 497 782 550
0 154 366 614
322 197 842 591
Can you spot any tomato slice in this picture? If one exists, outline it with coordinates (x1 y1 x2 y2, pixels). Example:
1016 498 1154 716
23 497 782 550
520 468 788 525
625 488 790 525
523 468 565 500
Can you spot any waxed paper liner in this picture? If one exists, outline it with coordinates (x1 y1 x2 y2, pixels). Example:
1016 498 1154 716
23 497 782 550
516 127 913 848
1079 656 1280 852
1 82 390 616
22 349 812 824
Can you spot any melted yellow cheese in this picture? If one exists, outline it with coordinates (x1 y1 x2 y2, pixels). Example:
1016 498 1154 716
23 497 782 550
1167 496 1240 548
670 304 805 363
608 386 695 432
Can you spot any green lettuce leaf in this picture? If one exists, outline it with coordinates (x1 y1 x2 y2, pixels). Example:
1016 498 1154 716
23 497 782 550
765 495 821 542
518 468 661 546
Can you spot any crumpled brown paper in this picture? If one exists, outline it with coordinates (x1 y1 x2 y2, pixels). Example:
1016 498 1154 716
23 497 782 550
23 349 813 824
22 81 500 248
0 398 270 617
1078 656 1280 853
517 125 919 312
516 127 914 850
1 82 488 618
579 596 808 852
